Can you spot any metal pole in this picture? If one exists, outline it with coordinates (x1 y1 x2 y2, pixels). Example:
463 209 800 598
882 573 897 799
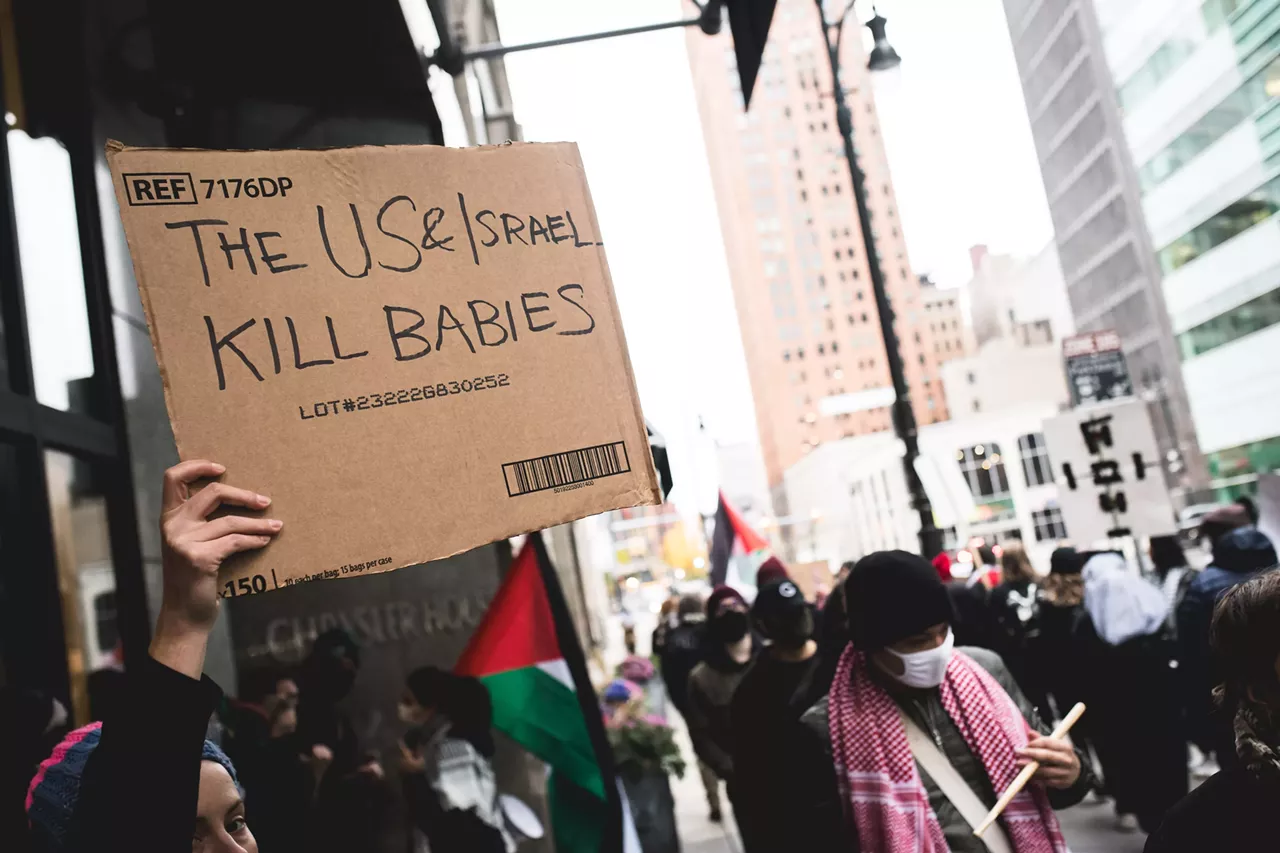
817 1 942 558
434 17 704 67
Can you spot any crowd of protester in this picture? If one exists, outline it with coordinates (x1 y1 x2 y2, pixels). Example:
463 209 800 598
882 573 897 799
4 459 1280 852
657 495 1280 851
3 461 513 853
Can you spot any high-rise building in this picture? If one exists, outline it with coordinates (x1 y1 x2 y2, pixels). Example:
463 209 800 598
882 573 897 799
687 2 950 491
1002 0 1208 496
1095 0 1280 501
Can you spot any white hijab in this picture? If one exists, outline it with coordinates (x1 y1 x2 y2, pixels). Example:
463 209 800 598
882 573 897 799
1082 552 1170 645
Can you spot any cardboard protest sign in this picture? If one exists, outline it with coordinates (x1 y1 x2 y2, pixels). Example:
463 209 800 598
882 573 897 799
106 140 659 594
1041 399 1175 547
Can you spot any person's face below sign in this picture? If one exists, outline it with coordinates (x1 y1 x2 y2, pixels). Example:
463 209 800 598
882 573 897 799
397 691 437 728
871 622 953 689
194 761 257 853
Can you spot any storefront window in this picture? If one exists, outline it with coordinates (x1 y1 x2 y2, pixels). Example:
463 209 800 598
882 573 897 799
8 130 97 415
43 449 119 725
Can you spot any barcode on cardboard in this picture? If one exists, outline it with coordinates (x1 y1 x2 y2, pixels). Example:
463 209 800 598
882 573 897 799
503 441 631 497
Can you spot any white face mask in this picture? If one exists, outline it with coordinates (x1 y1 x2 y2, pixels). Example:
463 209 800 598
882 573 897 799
885 628 954 689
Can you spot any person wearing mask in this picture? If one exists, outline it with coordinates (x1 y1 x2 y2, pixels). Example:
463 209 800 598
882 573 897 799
686 586 756 825
396 667 512 853
934 552 993 650
792 572 851 719
1144 569 1280 851
1080 551 1185 832
25 459 282 852
1178 504 1278 770
731 576 820 852
989 546 1048 716
787 551 1090 852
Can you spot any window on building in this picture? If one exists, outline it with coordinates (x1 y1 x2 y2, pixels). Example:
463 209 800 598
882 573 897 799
1158 171 1280 272
973 399 981 413
957 443 1009 499
1178 285 1280 359
1139 54 1280 191
1032 507 1069 542
967 372 976 385
1018 433 1054 487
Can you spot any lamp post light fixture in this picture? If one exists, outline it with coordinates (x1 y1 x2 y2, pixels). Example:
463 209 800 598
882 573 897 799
814 1 943 559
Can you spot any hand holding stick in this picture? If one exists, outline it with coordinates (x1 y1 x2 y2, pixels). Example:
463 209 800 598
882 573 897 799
973 702 1086 838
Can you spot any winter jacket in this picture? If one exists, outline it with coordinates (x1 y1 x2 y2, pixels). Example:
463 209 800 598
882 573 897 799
785 647 1093 853
686 644 754 780
32 654 222 853
1176 527 1277 749
659 619 706 719
730 653 821 852
1143 766 1279 852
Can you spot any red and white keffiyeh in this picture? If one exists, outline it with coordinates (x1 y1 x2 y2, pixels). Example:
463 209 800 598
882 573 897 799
827 645 1068 853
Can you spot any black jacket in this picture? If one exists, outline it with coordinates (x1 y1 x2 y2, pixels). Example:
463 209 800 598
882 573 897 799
730 653 820 852
1177 527 1278 749
1144 767 1279 852
46 654 220 852
659 619 706 718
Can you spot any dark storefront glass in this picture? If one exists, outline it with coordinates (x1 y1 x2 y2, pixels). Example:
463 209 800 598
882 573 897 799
42 448 119 726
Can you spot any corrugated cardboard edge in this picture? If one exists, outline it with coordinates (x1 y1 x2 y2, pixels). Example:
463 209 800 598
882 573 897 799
104 139 190 461
558 141 662 510
104 139 661 540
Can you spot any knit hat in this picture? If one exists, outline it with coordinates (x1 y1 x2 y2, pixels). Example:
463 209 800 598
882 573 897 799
752 578 808 626
706 585 747 618
26 723 239 850
756 556 790 587
1049 546 1080 575
931 552 953 582
844 551 954 650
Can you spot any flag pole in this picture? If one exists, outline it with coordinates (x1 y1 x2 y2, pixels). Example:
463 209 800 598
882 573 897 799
531 531 624 853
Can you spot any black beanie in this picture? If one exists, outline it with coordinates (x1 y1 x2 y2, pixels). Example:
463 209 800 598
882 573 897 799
844 550 953 650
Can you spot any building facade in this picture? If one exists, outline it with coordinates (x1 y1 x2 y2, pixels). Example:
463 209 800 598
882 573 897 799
688 0 952 490
1098 0 1280 500
1002 0 1207 496
783 401 1069 572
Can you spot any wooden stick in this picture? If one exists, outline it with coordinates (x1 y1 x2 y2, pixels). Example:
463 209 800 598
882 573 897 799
973 702 1086 838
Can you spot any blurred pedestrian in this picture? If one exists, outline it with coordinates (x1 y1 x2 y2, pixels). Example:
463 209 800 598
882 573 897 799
686 586 756 825
935 551 994 650
788 551 1090 851
296 629 390 852
792 573 850 717
23 459 283 852
1081 551 1184 832
397 667 511 853
970 545 1001 590
651 597 680 659
731 576 820 851
1145 570 1280 852
1177 504 1278 770
990 545 1048 716
657 595 718 817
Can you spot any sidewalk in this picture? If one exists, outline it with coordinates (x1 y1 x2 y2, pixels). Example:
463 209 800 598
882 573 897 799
667 705 741 853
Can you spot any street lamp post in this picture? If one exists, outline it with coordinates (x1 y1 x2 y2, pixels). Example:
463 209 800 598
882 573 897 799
815 1 942 558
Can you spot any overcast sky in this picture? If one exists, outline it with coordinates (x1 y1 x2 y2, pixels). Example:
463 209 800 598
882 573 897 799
491 0 1053 514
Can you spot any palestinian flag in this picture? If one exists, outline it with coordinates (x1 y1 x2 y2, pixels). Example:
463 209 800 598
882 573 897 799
709 490 770 586
456 534 621 853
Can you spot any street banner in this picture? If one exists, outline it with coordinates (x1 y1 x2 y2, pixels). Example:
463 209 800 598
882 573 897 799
105 140 659 592
456 534 622 853
1042 399 1176 547
1062 329 1133 406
